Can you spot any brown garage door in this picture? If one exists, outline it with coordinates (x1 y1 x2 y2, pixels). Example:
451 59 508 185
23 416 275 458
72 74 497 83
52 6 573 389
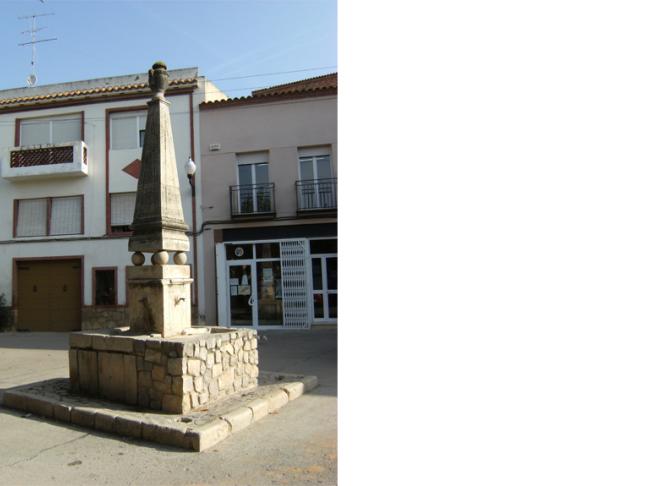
16 259 81 332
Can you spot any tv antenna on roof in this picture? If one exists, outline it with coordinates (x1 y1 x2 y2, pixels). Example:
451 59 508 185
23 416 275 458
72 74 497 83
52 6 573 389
18 12 57 87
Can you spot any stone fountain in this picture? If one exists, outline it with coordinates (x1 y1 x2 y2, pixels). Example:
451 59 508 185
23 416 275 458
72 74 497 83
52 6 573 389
2 63 316 452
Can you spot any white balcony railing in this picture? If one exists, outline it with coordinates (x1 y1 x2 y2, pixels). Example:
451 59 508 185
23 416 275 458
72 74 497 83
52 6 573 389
2 141 88 181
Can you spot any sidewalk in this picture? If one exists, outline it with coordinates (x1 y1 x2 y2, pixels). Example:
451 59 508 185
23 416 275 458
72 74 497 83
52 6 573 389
0 328 337 485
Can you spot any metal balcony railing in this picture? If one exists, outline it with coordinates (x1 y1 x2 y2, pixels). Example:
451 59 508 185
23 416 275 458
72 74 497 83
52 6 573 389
230 183 275 217
296 178 337 211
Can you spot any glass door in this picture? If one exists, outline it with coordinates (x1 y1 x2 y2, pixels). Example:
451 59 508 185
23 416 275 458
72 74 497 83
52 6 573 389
256 260 283 326
228 263 254 326
228 257 284 327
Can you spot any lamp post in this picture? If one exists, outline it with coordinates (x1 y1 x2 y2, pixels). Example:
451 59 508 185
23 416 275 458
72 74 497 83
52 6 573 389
186 156 197 190
185 156 198 313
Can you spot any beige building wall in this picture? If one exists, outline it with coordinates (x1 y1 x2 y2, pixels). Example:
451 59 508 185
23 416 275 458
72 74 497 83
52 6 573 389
199 94 337 324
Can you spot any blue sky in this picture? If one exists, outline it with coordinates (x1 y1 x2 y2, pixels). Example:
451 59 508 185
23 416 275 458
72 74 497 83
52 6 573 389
0 0 337 96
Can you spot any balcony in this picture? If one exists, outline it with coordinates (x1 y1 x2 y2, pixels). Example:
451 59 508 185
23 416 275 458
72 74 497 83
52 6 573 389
230 183 276 218
2 141 88 181
296 178 337 213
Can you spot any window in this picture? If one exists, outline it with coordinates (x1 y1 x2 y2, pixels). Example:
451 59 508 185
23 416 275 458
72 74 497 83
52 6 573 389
236 152 271 214
297 147 336 210
94 268 117 305
15 196 83 237
20 114 82 146
110 111 147 150
110 192 136 233
298 147 332 181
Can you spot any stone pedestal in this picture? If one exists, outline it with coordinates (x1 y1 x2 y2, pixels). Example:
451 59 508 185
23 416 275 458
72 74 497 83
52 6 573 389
127 265 192 338
69 327 259 414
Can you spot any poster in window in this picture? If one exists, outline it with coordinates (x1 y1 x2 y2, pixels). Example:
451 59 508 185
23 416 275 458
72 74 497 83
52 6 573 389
230 285 238 296
262 267 274 283
238 285 251 296
275 280 283 299
261 285 274 299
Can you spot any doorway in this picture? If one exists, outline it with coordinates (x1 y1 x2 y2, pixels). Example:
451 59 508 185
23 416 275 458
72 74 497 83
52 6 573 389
15 257 82 331
228 259 284 328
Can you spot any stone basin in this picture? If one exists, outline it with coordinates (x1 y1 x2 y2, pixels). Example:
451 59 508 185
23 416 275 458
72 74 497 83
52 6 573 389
68 326 259 414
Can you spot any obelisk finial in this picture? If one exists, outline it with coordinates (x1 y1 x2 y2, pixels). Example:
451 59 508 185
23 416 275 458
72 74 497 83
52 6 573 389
148 61 169 100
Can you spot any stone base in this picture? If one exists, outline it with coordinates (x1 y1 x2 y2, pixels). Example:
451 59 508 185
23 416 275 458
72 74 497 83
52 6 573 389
2 372 318 451
69 327 258 414
126 265 192 337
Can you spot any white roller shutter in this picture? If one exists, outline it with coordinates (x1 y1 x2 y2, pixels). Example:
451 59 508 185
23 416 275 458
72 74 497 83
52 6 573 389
50 196 82 235
110 193 136 226
16 199 47 237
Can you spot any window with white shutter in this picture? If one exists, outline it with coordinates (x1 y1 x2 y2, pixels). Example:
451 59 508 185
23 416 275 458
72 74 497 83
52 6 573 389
20 114 82 146
15 199 47 237
110 112 147 150
110 192 136 233
50 196 82 235
15 195 82 237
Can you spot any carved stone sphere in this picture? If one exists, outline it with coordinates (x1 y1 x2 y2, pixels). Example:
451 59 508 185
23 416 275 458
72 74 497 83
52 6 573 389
131 252 145 266
151 251 169 265
173 251 187 265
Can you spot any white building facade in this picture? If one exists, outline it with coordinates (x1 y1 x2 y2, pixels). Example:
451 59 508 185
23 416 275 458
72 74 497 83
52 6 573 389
0 68 225 330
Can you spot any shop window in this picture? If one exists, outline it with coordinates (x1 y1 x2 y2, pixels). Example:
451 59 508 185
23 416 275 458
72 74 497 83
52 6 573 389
226 244 253 260
255 242 280 259
311 255 337 322
94 268 117 305
15 196 83 237
328 294 337 318
326 257 338 290
310 238 337 254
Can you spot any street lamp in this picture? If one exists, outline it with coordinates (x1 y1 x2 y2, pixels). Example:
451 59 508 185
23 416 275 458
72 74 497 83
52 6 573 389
185 156 197 187
185 156 198 307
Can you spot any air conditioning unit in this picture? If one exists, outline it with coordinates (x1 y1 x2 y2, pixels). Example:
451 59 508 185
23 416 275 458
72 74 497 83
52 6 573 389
209 143 221 151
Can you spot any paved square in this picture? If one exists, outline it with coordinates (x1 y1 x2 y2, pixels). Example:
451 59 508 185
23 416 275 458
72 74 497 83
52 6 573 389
0 329 337 485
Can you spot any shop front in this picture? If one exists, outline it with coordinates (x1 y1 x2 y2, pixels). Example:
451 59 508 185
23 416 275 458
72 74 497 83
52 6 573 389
215 237 337 329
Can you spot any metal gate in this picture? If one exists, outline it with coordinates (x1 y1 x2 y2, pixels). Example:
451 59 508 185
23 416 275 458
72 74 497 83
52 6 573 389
280 239 311 328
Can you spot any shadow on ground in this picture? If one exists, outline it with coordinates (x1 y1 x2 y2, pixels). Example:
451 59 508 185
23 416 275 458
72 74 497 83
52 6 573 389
0 332 70 351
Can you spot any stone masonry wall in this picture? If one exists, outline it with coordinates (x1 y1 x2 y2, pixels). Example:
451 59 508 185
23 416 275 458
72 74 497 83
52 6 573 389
81 306 202 330
81 307 128 330
69 328 258 414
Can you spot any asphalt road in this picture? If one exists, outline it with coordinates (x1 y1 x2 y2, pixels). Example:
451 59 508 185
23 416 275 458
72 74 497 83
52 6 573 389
0 328 337 486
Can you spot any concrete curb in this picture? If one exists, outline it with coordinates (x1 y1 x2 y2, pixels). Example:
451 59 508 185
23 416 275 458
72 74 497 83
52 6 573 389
2 373 318 452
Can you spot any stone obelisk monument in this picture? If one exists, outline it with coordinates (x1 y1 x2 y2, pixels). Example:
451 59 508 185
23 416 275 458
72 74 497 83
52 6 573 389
126 61 193 337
